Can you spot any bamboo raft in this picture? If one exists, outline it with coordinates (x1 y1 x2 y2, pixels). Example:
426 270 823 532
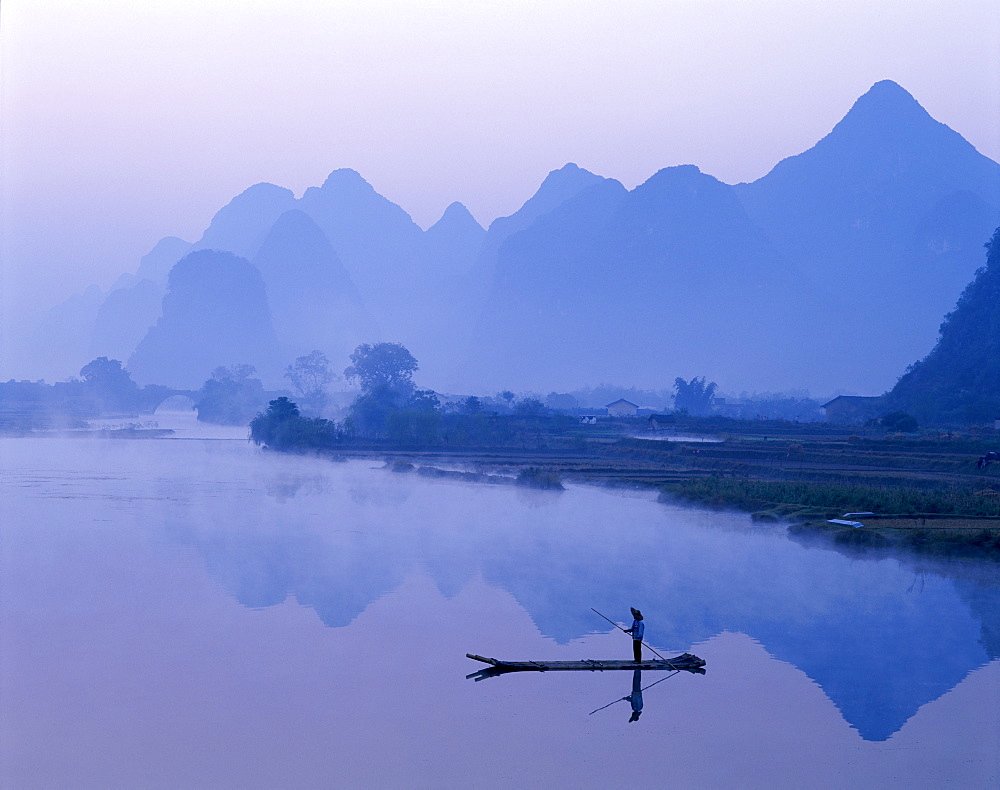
466 652 706 680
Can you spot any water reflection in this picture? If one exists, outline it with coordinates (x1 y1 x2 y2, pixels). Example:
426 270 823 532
588 669 652 720
596 669 689 723
4 438 997 748
627 669 643 721
156 457 1000 743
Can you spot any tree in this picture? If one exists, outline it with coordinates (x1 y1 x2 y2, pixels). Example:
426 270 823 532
514 396 547 416
461 396 483 415
285 350 336 413
344 343 424 439
346 388 397 438
407 389 440 411
674 376 718 416
880 411 918 433
79 357 138 410
344 343 418 393
886 227 1000 425
250 397 297 446
250 396 344 451
195 364 266 425
545 392 579 411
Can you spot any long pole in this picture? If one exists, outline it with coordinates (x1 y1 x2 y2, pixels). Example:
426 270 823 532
590 608 672 663
588 671 680 715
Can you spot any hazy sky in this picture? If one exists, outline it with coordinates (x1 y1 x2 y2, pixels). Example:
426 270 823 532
2 0 999 323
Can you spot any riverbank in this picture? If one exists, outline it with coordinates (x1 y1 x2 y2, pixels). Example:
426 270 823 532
251 418 1000 558
787 519 1000 558
657 476 1000 558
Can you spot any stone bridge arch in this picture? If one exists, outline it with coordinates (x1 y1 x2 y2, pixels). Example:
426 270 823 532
147 390 199 414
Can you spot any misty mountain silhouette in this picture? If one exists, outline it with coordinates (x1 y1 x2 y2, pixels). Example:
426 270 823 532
89 279 165 363
15 80 1000 396
128 250 281 388
487 163 610 252
466 163 616 295
252 210 377 364
886 227 1000 423
467 164 826 391
401 202 488 380
738 80 1000 263
296 169 424 337
423 201 485 277
193 183 297 260
87 236 195 362
463 82 1000 394
733 79 1000 391
7 285 107 381
135 236 194 287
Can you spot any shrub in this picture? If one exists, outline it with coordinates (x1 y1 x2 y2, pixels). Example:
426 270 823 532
515 467 564 490
249 397 344 452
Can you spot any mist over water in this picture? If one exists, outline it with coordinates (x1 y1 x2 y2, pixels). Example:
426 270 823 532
2 434 996 787
5 6 1000 787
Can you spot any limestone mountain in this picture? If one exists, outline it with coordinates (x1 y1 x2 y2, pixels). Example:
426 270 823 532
135 236 194 286
461 82 1000 395
885 228 1000 424
398 202 488 381
89 279 165 363
6 285 106 382
422 201 485 278
14 80 999 397
128 250 281 388
296 169 424 337
734 80 1000 390
192 182 297 259
87 237 196 362
467 163 616 294
251 209 377 364
87 183 292 373
483 163 609 256
466 165 820 391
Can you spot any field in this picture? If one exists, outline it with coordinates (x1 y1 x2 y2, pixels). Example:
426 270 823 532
329 419 1000 558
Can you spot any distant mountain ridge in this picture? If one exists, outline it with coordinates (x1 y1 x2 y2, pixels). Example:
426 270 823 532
466 164 820 391
467 79 999 394
10 80 998 401
730 80 1000 392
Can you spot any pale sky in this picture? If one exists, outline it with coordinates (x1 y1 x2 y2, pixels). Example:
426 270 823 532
2 0 999 324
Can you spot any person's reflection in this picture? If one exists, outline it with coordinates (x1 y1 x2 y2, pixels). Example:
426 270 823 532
626 668 643 722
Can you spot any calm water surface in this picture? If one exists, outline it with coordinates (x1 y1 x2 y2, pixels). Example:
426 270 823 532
1 429 997 788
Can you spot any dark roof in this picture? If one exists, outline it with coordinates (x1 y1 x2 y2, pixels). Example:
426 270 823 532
821 395 880 408
605 399 638 408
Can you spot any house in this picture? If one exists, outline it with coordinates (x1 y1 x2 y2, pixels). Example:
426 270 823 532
821 395 881 424
605 399 639 418
647 414 676 430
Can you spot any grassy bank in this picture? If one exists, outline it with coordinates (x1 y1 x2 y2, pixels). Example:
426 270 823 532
788 520 1000 558
659 476 1000 517
660 476 1000 557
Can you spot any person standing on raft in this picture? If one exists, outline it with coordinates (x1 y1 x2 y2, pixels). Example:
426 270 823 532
624 607 644 662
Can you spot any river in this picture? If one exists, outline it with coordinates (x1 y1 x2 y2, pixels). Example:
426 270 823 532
1 425 997 788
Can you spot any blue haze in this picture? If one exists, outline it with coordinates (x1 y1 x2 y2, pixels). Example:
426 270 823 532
8 81 999 397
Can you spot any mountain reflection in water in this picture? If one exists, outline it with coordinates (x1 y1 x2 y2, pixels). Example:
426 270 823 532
1 436 998 788
147 448 1000 743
